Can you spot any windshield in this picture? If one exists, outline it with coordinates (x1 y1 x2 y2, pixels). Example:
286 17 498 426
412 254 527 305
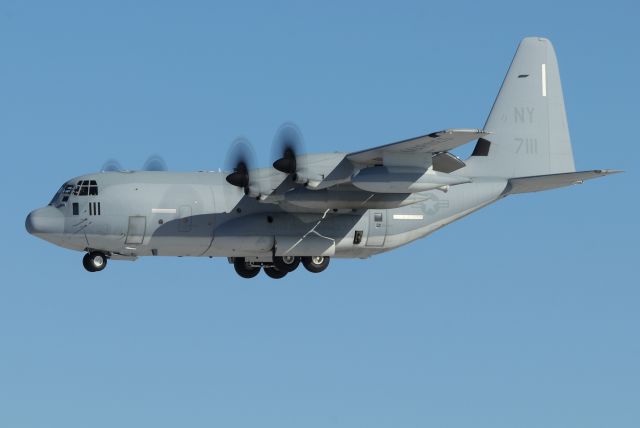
48 186 64 205
48 183 75 206
72 180 98 196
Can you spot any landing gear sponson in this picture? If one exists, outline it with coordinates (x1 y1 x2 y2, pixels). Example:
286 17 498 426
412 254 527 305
232 256 330 279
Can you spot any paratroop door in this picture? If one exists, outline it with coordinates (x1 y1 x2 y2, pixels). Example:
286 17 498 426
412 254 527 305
366 210 386 246
125 216 146 244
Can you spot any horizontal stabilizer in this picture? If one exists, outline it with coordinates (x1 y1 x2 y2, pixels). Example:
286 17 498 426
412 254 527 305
505 170 622 195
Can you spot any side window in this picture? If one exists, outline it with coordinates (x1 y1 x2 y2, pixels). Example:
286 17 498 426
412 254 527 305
89 180 98 196
72 203 79 216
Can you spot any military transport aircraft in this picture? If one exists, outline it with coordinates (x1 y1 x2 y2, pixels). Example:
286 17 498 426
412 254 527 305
26 37 620 279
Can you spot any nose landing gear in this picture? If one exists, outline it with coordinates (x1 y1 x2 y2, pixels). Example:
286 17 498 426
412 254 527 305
83 251 108 272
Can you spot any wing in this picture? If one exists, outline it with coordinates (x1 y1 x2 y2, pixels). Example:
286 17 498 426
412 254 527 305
240 129 486 209
346 128 489 167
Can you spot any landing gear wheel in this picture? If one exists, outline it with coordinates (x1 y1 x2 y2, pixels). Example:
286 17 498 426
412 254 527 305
233 257 261 279
273 256 300 272
264 266 288 279
83 251 107 272
302 256 330 273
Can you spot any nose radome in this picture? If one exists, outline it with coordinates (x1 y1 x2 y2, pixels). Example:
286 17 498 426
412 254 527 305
26 206 65 236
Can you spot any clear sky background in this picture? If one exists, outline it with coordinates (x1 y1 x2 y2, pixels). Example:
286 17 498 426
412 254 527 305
1 1 638 427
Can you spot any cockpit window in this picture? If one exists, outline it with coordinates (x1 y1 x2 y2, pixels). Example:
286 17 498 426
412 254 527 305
49 184 75 205
49 186 65 205
73 180 99 196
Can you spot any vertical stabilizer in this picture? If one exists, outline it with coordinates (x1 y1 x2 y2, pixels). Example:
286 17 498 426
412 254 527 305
467 37 576 178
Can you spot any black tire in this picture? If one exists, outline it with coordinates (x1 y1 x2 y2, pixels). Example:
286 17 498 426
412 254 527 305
273 256 300 273
83 251 107 272
264 266 288 279
233 257 260 279
302 256 330 273
82 253 96 272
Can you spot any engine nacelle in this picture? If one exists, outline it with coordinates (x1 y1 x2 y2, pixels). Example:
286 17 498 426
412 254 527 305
293 153 353 189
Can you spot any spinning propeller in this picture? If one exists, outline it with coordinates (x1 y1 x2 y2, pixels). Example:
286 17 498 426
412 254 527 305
224 137 257 195
101 159 123 172
100 155 169 172
223 124 307 197
271 122 305 178
142 155 168 171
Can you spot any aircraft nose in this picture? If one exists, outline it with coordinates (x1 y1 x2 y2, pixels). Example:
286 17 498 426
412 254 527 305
26 206 65 236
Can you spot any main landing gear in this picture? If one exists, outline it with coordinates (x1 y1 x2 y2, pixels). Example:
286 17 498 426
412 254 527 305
83 251 108 272
232 256 330 279
301 256 330 273
233 257 261 279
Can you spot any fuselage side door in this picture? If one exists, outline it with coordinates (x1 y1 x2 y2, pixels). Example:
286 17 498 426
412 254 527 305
126 216 146 245
365 210 387 247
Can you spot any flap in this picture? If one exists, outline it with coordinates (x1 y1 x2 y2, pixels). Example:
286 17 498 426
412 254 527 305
347 128 488 166
432 152 466 173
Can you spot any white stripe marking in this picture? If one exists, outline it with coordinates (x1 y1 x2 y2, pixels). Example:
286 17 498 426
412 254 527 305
541 63 547 97
393 214 424 220
152 208 176 214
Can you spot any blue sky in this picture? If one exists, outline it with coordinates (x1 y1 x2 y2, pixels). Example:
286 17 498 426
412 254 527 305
1 1 638 427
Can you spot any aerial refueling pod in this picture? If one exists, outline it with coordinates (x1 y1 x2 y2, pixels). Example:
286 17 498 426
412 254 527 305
351 166 471 193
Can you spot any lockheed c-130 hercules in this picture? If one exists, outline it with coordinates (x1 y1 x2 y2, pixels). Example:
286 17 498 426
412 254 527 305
26 37 620 279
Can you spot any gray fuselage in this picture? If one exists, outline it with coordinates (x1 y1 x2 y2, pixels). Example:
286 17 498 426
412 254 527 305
26 163 507 262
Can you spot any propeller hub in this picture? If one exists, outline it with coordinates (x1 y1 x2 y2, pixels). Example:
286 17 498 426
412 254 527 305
226 162 250 188
273 147 297 174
